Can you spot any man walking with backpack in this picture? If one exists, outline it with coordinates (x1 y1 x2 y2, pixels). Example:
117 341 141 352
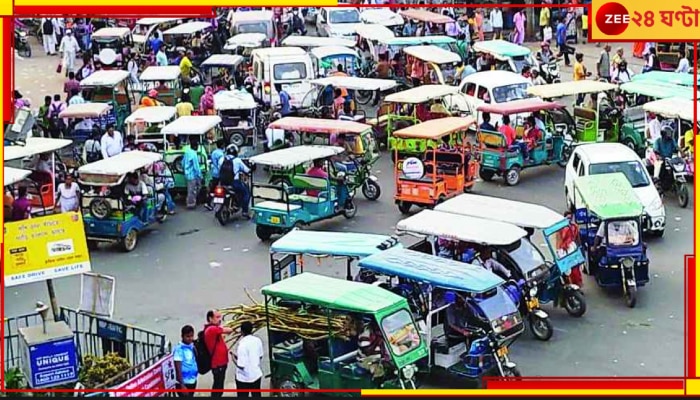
198 310 233 397
48 94 66 138
41 18 57 55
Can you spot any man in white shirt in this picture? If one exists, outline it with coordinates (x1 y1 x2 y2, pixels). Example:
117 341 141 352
676 51 690 74
58 29 80 76
234 321 264 397
490 8 503 40
475 249 512 279
646 112 661 145
101 124 123 159
595 221 638 247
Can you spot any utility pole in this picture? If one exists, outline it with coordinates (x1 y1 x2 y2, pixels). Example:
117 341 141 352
525 0 537 41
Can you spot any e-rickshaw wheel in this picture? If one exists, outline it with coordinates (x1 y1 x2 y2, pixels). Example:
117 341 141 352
229 132 246 148
624 285 637 308
87 240 99 251
479 168 495 182
343 200 357 219
256 225 273 241
276 375 305 397
564 290 587 317
504 166 521 186
121 228 138 252
89 198 112 220
398 201 412 214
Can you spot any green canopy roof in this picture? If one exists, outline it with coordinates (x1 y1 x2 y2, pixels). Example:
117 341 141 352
619 81 697 100
574 173 644 219
631 71 697 87
261 273 405 314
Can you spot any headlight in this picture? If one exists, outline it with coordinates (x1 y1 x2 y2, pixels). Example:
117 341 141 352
672 163 686 172
529 287 538 297
402 365 416 380
621 257 634 268
20 31 27 37
491 313 520 335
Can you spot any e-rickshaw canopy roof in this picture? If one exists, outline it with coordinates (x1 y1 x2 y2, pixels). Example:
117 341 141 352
619 81 698 100
310 46 359 60
354 24 396 41
435 194 565 230
5 138 73 161
231 10 274 22
58 102 111 119
135 17 180 26
403 45 460 65
526 80 618 98
573 173 645 220
358 248 505 294
631 71 698 87
92 27 131 39
477 98 563 115
251 47 307 58
384 85 458 104
396 209 527 246
360 9 405 26
311 76 398 92
271 230 403 258
472 40 531 58
268 117 371 135
261 272 405 313
249 145 344 168
281 35 356 48
163 21 211 36
399 9 454 24
225 33 267 49
125 106 177 124
78 151 163 177
139 66 181 82
392 117 476 140
213 90 258 111
642 97 697 122
379 35 456 46
160 115 222 135
201 54 245 67
4 167 32 186
80 70 130 87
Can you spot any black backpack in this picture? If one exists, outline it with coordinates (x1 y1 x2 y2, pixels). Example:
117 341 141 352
194 326 219 375
219 157 235 186
43 19 54 35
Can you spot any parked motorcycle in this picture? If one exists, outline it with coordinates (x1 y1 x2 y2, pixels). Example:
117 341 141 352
14 27 31 58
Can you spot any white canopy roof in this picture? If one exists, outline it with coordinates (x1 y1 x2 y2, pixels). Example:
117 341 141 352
214 90 258 111
201 54 245 67
527 81 618 98
311 76 398 91
642 97 697 122
5 138 73 161
249 146 344 168
80 70 130 87
225 33 268 49
310 46 359 60
231 10 273 21
125 106 177 124
58 102 111 119
139 66 181 81
281 35 356 48
435 194 565 230
135 17 180 26
92 27 131 38
78 151 162 177
354 24 395 41
4 167 32 186
360 9 405 26
160 116 222 135
163 21 211 35
396 209 527 246
385 85 458 103
403 45 460 64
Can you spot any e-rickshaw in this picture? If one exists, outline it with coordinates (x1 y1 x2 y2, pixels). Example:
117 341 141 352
395 209 554 341
618 81 698 106
281 35 357 50
4 167 35 221
476 98 570 186
393 117 480 214
159 115 222 196
269 229 402 283
656 42 694 71
162 21 213 63
357 248 524 385
261 272 428 394
631 71 698 87
58 102 111 143
471 40 538 74
436 194 587 317
131 17 180 54
642 97 697 156
354 24 395 73
398 9 454 35
213 89 259 150
77 150 168 252
91 27 133 69
359 9 404 33
402 45 461 86
223 33 267 60
249 145 357 241
139 66 182 106
4 138 73 214
310 46 361 77
377 36 463 65
572 173 650 308
80 70 134 131
124 106 178 146
302 76 399 118
266 117 382 200
199 54 245 87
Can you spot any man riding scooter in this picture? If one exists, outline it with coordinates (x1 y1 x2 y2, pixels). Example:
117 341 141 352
218 144 251 219
535 41 561 83
650 126 679 182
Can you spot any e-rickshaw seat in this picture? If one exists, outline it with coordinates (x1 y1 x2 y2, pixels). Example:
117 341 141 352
256 200 301 212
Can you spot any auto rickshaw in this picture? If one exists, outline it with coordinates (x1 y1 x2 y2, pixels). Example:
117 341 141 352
301 76 399 119
436 194 587 317
249 145 357 241
310 46 361 77
80 70 134 131
131 17 180 54
476 98 569 186
139 66 182 106
398 9 454 35
357 248 524 386
375 36 463 66
471 40 538 74
91 27 133 69
213 89 259 150
572 173 650 308
199 54 245 87
58 102 111 143
4 138 73 214
269 229 402 282
261 272 428 394
266 117 382 200
402 45 461 85
393 117 479 214
77 151 168 252
124 106 178 147
159 115 222 196
395 209 554 341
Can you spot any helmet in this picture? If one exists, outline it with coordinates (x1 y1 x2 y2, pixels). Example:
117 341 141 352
225 143 239 156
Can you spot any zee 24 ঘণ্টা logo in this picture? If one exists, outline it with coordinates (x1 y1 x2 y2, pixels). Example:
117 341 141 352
596 2 700 36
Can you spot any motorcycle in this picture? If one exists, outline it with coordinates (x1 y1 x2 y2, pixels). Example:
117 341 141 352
463 327 521 386
15 27 31 58
538 59 560 83
211 185 242 226
656 156 689 208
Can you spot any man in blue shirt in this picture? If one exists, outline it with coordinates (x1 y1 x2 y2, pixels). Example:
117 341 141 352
173 325 198 396
181 138 203 209
480 112 496 131
652 126 679 180
148 33 164 55
275 83 292 116
555 18 571 66
205 139 226 211
219 145 252 219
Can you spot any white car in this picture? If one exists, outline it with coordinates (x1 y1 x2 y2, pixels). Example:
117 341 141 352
458 70 533 124
316 7 362 40
564 143 666 236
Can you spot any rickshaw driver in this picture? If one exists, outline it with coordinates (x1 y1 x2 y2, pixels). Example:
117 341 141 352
305 159 329 197
124 172 149 222
443 293 473 344
591 219 639 274
219 144 251 219
474 248 512 280
331 133 356 172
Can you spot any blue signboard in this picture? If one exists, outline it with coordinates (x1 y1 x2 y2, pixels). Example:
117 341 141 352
97 319 127 343
26 337 79 388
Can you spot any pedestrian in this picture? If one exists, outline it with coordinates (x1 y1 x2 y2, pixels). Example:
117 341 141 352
176 93 194 117
573 53 591 104
611 61 633 84
77 54 94 80
556 18 571 66
173 325 198 397
48 94 66 138
180 50 194 84
539 6 550 41
11 187 32 221
83 128 102 163
204 310 234 397
156 46 168 66
233 321 264 397
41 17 57 55
611 47 625 74
63 72 80 101
512 9 526 45
596 44 611 82
474 9 484 42
38 96 52 137
275 83 292 116
58 29 80 76
199 86 215 115
127 53 140 86
182 137 203 209
56 174 80 213
643 47 660 73
489 8 503 40
100 124 123 159
676 49 690 74
148 32 164 55
68 89 85 105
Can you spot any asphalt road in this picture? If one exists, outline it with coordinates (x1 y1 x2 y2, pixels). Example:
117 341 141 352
7 33 691 392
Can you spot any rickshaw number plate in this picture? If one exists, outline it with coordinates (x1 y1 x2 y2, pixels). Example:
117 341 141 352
497 347 508 357
213 198 224 204
270 216 281 224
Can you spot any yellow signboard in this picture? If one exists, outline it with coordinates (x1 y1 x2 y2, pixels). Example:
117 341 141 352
591 0 700 40
3 212 91 287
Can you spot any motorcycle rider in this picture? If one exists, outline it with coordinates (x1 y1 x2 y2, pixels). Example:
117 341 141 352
651 126 679 181
536 41 555 64
535 41 558 83
218 144 251 219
